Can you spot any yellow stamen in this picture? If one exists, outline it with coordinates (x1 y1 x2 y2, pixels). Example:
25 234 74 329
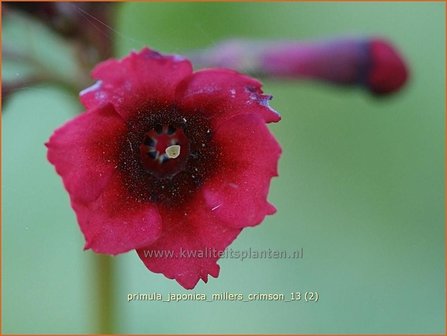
165 145 181 159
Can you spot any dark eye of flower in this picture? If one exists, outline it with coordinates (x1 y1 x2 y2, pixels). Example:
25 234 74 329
118 104 219 207
139 124 190 177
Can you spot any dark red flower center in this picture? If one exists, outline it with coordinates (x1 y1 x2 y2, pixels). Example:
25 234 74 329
139 124 191 178
118 105 219 207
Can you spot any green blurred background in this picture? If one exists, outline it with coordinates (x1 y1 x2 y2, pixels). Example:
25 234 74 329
2 2 445 334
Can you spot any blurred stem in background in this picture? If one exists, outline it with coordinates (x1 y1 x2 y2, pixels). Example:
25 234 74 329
3 2 116 62
2 2 117 104
2 46 90 99
94 255 115 333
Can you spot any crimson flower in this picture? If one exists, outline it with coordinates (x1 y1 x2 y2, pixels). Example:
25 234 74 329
46 48 281 289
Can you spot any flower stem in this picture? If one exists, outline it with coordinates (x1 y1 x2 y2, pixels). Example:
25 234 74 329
94 254 115 334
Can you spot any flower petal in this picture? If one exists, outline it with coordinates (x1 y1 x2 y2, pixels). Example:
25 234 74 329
73 173 162 255
81 48 193 119
203 113 281 228
137 197 241 289
47 104 162 254
177 68 281 127
46 104 125 204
